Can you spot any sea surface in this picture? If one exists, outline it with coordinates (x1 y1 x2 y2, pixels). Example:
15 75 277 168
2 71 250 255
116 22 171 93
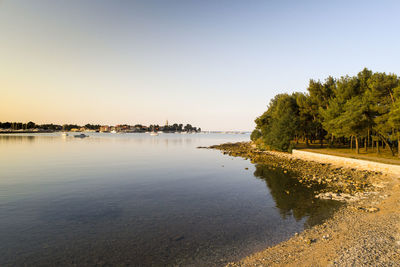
0 133 341 266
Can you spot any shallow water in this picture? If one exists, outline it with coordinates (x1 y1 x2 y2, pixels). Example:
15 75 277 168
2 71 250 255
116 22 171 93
0 133 341 266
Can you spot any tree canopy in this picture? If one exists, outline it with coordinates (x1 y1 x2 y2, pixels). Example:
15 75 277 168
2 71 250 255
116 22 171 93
253 68 400 156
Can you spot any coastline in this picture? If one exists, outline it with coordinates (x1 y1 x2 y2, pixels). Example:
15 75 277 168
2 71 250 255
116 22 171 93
206 142 400 266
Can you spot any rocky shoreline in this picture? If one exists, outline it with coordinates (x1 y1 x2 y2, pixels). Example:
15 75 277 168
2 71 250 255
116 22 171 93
202 142 400 266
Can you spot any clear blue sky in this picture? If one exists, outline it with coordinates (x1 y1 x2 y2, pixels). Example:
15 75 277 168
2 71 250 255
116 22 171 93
1 0 399 130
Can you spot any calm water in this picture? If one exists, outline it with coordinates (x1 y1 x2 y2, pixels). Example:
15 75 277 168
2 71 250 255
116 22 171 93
0 133 341 266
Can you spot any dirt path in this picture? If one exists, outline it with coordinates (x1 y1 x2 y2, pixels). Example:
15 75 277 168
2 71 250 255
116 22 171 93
301 148 400 166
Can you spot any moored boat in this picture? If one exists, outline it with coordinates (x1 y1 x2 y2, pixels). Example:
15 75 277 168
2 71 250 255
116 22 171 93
74 133 89 138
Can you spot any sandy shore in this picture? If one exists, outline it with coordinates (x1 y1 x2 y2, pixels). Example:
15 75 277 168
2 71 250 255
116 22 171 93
205 142 400 266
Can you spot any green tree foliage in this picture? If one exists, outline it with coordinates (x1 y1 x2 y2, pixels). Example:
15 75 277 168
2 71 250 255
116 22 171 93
84 124 101 130
388 84 400 156
250 129 261 141
295 92 319 145
62 124 80 131
26 121 36 129
40 124 62 131
161 123 200 132
254 68 400 155
256 94 299 151
0 122 62 131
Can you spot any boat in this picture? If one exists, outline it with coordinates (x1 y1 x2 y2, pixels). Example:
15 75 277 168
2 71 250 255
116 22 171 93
111 130 117 134
150 131 158 136
61 132 69 137
74 133 89 138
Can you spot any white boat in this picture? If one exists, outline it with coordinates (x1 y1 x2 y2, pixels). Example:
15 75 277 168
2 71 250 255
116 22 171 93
61 132 69 137
150 131 159 136
74 133 89 138
111 130 117 134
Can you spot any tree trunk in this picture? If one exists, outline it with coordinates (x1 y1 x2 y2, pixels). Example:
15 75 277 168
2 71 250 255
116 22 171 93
355 137 359 154
379 135 395 156
350 136 353 150
372 138 374 152
377 140 380 154
398 135 400 158
365 137 367 153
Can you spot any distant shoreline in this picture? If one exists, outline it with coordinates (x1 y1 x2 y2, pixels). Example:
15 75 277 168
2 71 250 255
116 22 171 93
0 131 250 134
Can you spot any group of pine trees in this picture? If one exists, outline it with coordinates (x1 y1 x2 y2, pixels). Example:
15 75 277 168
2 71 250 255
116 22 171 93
251 68 400 157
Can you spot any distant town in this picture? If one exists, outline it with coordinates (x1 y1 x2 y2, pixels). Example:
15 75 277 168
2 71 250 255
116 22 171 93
0 121 250 134
0 121 201 133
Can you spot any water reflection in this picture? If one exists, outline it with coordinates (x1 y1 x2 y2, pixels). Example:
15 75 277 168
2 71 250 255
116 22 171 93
253 164 342 227
0 133 218 147
0 135 36 143
0 134 342 266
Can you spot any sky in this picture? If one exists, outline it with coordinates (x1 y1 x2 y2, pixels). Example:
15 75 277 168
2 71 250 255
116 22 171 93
1 0 400 131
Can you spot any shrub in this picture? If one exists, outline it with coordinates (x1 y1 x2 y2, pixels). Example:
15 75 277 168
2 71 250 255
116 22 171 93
250 129 262 141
